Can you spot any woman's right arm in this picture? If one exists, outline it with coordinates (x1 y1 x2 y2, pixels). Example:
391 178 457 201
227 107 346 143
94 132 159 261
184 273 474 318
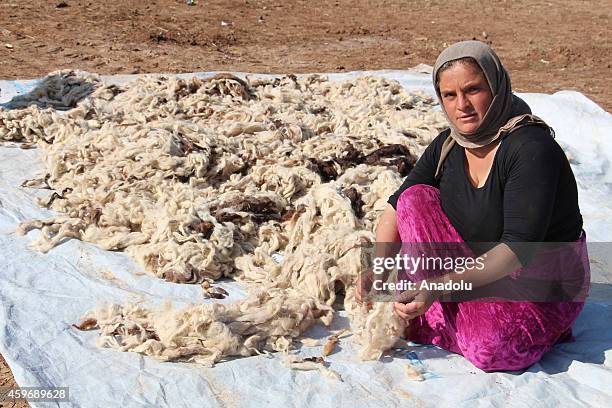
357 130 448 302
376 204 400 244
355 204 400 302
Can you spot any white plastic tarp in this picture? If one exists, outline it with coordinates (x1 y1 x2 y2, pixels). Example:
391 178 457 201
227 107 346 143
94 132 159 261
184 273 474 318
0 70 611 407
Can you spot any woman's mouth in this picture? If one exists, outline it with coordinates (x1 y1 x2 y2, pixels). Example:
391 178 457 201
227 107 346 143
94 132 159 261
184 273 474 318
458 113 477 121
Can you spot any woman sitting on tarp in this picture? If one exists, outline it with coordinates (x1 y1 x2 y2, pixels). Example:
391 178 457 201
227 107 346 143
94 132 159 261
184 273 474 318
357 40 590 372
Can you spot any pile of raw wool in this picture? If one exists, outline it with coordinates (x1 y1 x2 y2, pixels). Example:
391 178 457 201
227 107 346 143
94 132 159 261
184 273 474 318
0 70 447 366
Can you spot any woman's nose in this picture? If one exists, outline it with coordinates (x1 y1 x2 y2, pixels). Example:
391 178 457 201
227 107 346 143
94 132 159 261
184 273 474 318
457 92 471 111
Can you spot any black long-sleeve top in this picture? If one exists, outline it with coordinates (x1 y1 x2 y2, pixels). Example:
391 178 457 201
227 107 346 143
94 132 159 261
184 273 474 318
388 126 583 266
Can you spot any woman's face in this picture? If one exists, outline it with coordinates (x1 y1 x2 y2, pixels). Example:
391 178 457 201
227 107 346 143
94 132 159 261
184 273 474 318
438 63 493 134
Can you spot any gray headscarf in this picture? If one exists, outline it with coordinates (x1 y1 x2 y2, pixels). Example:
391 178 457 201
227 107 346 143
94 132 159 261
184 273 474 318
432 40 551 179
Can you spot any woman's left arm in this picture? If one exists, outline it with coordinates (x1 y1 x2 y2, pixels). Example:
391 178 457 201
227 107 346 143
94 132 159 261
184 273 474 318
394 244 522 321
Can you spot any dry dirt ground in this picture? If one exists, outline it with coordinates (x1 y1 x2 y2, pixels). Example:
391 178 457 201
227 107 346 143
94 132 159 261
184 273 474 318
0 0 610 402
0 355 27 408
1 0 611 109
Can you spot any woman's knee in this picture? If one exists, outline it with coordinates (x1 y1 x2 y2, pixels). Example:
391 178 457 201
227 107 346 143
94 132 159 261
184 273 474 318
459 335 548 372
396 184 440 218
467 348 547 372
394 184 462 244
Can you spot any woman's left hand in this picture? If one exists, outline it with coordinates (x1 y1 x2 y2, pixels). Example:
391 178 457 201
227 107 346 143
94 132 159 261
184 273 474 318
393 285 440 323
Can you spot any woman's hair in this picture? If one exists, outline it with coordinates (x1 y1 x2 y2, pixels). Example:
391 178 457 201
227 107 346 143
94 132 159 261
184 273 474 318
435 57 482 87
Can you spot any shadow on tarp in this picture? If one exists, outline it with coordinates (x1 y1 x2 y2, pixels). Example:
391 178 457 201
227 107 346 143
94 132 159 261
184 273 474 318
536 304 612 376
1 72 97 111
